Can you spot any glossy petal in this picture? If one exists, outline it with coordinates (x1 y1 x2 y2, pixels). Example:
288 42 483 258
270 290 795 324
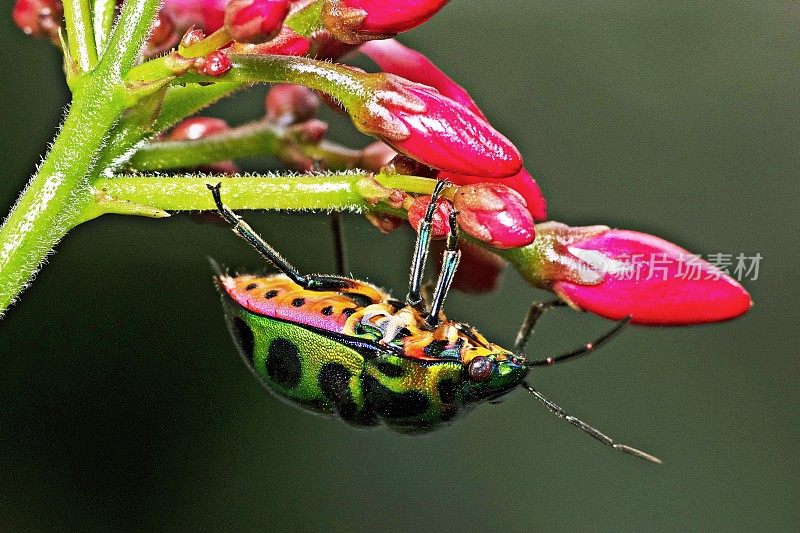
453 183 535 249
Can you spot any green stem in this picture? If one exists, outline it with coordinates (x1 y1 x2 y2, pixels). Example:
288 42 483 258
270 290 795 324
98 0 162 77
0 82 126 315
127 120 362 172
92 0 117 55
63 0 98 72
92 173 377 212
284 0 324 36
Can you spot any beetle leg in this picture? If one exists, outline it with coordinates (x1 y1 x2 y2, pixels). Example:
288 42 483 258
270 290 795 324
406 180 448 310
513 299 568 354
425 210 461 328
208 183 351 291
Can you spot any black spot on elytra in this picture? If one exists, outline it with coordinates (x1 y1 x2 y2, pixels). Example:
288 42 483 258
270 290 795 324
364 375 430 419
342 308 357 317
265 289 279 299
342 292 374 308
375 361 405 378
292 298 305 307
321 306 334 316
245 283 258 291
423 340 449 358
319 362 359 420
437 378 458 404
266 338 301 388
231 316 255 364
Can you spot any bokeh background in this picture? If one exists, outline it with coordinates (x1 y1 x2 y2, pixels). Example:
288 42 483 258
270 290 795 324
1 1 798 530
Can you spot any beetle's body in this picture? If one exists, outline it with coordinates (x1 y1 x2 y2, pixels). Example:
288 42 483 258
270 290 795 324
218 273 526 432
208 182 660 461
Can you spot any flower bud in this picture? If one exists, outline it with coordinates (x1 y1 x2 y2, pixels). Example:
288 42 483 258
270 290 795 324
530 223 752 325
453 183 535 249
229 25 311 55
351 74 522 178
358 142 397 172
12 0 62 39
360 39 482 117
163 0 226 33
169 117 238 174
145 11 179 57
265 84 320 126
407 195 453 239
441 168 547 221
321 0 450 43
196 50 232 77
224 0 290 44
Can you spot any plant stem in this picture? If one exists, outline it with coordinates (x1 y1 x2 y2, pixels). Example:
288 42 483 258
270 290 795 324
127 121 362 172
0 82 126 315
63 0 98 72
92 0 118 55
92 173 377 212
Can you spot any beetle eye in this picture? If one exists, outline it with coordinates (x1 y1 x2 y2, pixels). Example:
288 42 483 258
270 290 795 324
468 356 494 382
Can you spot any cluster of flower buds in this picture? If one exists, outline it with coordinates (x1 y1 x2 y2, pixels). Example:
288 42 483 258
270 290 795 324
11 0 752 324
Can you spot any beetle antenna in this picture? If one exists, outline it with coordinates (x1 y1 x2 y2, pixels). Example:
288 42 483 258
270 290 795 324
425 210 461 328
406 180 448 310
521 381 662 464
525 316 632 367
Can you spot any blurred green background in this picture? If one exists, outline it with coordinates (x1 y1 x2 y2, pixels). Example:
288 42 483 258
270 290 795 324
1 1 798 531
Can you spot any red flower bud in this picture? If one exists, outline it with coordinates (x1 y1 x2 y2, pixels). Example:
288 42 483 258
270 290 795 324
358 142 397 172
163 0 226 33
351 75 522 178
407 195 453 239
169 117 238 174
434 240 506 294
441 168 547 221
145 11 179 57
534 223 752 325
453 183 535 249
196 50 232 77
321 0 450 43
12 0 62 38
265 84 320 126
360 39 482 117
230 25 311 55
224 0 290 44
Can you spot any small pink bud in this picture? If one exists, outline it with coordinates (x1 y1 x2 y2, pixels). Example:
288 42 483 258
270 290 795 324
145 11 179 57
180 27 206 49
224 0 290 43
321 0 450 43
365 212 404 234
12 0 62 38
169 117 230 140
534 224 753 325
288 118 328 144
196 50 232 77
441 168 548 221
407 195 453 239
265 84 320 126
163 0 226 32
351 75 522 178
453 183 535 249
358 142 397 172
169 117 238 174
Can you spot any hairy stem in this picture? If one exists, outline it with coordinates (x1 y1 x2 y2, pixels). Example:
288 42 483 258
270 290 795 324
63 0 98 72
127 120 362 172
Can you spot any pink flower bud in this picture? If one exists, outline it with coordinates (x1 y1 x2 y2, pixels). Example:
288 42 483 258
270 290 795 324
441 168 547 221
196 50 232 77
360 39 482 117
169 117 238 174
534 224 752 325
407 195 453 239
453 183 535 249
230 25 311 55
321 0 450 43
163 0 226 33
145 11 179 57
224 0 290 43
352 75 522 178
12 0 62 38
358 142 397 172
265 84 320 126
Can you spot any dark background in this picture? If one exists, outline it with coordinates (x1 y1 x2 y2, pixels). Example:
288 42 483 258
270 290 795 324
1 1 798 530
